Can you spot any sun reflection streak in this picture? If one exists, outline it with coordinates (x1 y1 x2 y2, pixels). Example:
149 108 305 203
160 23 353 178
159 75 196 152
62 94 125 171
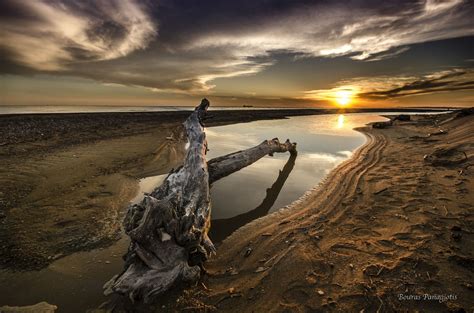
337 114 345 129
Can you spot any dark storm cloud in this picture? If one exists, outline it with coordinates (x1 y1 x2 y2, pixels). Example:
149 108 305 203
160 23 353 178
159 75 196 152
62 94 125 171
1 0 473 97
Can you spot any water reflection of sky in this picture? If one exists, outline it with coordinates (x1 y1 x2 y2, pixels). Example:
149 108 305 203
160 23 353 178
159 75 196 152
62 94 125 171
207 114 386 220
127 114 388 240
0 113 420 312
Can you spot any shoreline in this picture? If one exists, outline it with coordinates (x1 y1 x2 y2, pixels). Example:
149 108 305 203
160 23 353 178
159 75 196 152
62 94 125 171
0 109 472 312
0 109 381 272
216 126 380 249
180 110 473 312
0 108 444 157
0 106 448 117
0 111 380 311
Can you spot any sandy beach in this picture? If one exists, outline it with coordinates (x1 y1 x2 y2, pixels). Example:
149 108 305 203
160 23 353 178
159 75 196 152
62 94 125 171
173 110 474 312
0 108 472 312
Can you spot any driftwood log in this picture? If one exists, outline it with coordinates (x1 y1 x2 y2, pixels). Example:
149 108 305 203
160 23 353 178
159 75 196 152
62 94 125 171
104 99 297 302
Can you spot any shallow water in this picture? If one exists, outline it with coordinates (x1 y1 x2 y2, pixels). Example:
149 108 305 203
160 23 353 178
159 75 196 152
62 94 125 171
207 114 383 241
0 113 388 312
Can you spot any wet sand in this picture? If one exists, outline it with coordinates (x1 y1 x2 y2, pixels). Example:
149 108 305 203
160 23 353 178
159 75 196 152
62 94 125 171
179 110 474 312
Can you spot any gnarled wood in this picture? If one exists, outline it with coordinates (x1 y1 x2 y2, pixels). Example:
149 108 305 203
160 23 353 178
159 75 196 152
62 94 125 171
105 99 297 302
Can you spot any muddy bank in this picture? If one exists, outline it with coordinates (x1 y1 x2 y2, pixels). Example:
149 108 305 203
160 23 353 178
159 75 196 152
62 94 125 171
0 125 186 271
177 110 474 312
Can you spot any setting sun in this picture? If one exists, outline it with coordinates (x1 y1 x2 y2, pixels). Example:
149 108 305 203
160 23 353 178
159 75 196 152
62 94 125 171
335 90 352 107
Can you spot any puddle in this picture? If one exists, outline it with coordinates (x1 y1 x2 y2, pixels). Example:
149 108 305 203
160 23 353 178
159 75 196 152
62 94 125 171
130 174 167 204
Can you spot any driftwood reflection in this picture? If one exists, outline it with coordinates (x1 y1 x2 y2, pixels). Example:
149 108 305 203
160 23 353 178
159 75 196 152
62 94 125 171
209 153 297 243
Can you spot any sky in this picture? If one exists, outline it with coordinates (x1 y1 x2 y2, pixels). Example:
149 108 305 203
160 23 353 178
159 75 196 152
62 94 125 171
0 0 473 108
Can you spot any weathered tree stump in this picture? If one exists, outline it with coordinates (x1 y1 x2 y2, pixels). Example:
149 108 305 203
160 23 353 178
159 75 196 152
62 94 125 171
105 99 297 302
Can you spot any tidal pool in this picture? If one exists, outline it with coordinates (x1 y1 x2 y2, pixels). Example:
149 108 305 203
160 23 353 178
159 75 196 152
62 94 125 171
206 114 386 242
0 113 388 312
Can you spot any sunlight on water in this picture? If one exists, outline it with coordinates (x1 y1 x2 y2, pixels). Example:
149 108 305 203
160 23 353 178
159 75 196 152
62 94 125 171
337 114 345 128
206 114 387 222
0 113 389 313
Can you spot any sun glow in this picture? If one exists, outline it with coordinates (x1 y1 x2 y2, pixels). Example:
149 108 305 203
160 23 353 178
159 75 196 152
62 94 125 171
335 90 352 107
303 85 359 108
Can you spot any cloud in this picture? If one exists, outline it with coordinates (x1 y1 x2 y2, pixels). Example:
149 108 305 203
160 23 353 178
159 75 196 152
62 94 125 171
166 57 275 93
359 69 474 99
186 0 473 62
360 47 411 62
0 0 157 70
56 47 276 94
304 68 474 101
1 0 473 97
